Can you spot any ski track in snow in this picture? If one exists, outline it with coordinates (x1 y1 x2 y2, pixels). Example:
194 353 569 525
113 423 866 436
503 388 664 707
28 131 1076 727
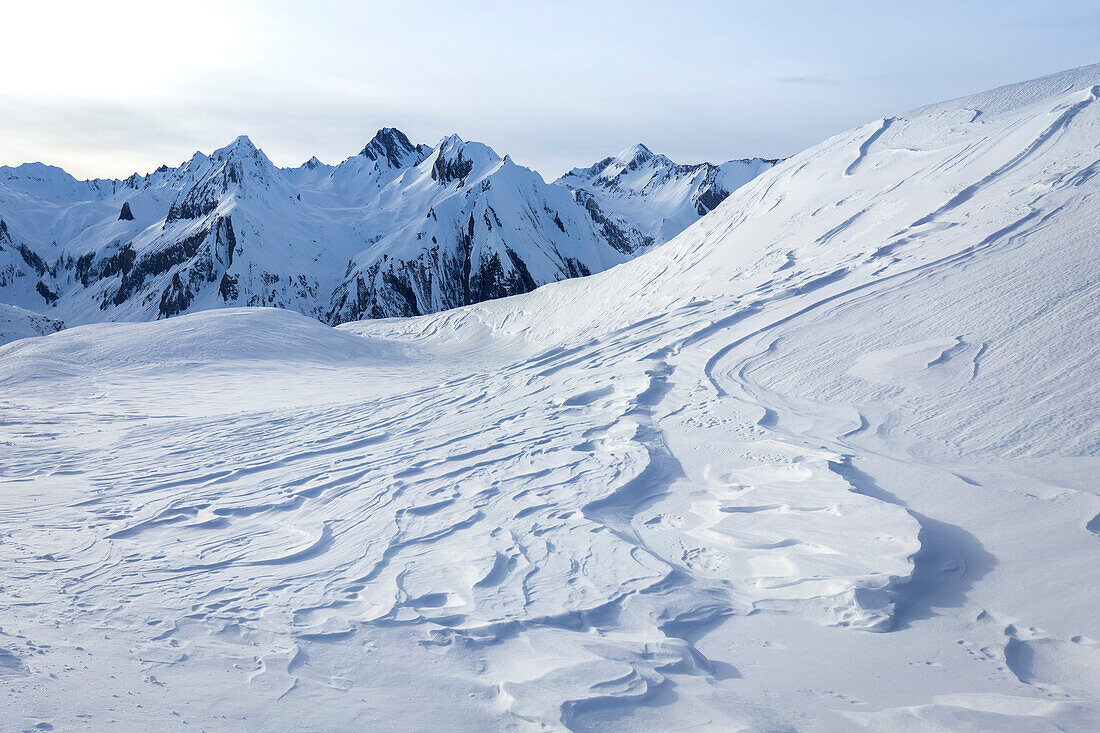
2 66 1100 731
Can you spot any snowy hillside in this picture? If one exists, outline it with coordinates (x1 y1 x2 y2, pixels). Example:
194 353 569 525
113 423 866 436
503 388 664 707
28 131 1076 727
2 65 1099 732
0 302 62 344
0 131 769 337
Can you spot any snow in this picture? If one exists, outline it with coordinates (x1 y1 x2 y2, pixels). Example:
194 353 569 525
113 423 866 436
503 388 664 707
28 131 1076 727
0 302 62 344
0 130 770 333
0 130 773 334
1 65 1099 731
558 143 777 246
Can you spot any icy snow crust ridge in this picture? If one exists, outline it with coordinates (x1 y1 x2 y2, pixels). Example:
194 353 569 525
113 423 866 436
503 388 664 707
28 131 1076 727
1 65 1099 730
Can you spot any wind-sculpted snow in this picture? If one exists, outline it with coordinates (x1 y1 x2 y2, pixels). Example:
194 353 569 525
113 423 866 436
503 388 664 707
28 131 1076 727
2 66 1100 730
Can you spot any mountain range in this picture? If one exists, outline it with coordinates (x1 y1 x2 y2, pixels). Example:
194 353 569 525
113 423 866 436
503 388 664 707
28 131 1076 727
0 131 776 340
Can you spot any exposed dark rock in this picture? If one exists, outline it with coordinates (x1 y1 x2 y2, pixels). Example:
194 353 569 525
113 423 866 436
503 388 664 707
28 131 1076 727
574 190 648 254
562 258 592 279
36 280 59 304
158 272 192 318
74 252 97 286
431 148 475 185
167 190 219 222
220 216 237 267
328 215 547 325
696 184 730 215
118 202 135 221
504 247 537 292
17 243 49 276
361 128 423 168
99 243 137 281
107 225 209 307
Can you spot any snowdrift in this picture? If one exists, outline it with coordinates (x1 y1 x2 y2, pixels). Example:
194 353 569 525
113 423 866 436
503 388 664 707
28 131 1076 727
2 65 1099 731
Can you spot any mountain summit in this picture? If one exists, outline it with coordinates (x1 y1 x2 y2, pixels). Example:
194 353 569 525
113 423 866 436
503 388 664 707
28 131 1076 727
558 144 780 246
360 127 429 168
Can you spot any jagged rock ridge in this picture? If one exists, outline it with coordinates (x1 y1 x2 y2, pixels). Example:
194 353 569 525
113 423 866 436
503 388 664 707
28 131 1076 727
557 143 780 247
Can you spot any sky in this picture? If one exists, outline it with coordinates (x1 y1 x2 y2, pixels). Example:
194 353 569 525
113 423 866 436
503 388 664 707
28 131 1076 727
2 0 1098 181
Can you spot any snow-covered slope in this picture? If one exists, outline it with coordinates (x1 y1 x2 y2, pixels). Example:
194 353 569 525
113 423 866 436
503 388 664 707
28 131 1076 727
2 66 1099 731
0 302 62 344
558 144 778 249
0 131 770 338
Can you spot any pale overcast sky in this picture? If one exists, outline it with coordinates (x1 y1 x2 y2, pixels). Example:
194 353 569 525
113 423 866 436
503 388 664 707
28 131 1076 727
2 0 1097 180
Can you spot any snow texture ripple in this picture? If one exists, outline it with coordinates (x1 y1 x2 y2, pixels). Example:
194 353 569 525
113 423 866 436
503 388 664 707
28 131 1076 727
1 65 1099 731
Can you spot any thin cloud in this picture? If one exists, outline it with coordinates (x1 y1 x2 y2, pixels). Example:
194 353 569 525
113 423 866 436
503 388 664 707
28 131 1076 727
775 75 840 86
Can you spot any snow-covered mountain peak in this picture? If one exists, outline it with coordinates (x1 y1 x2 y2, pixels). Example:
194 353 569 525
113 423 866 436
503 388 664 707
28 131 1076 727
0 161 75 181
557 144 779 248
211 134 263 161
0 162 87 195
0 161 107 202
437 132 465 149
433 134 501 161
183 150 210 170
564 143 678 185
209 136 282 183
188 136 280 194
427 135 502 186
359 127 427 169
159 135 288 228
610 142 660 170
